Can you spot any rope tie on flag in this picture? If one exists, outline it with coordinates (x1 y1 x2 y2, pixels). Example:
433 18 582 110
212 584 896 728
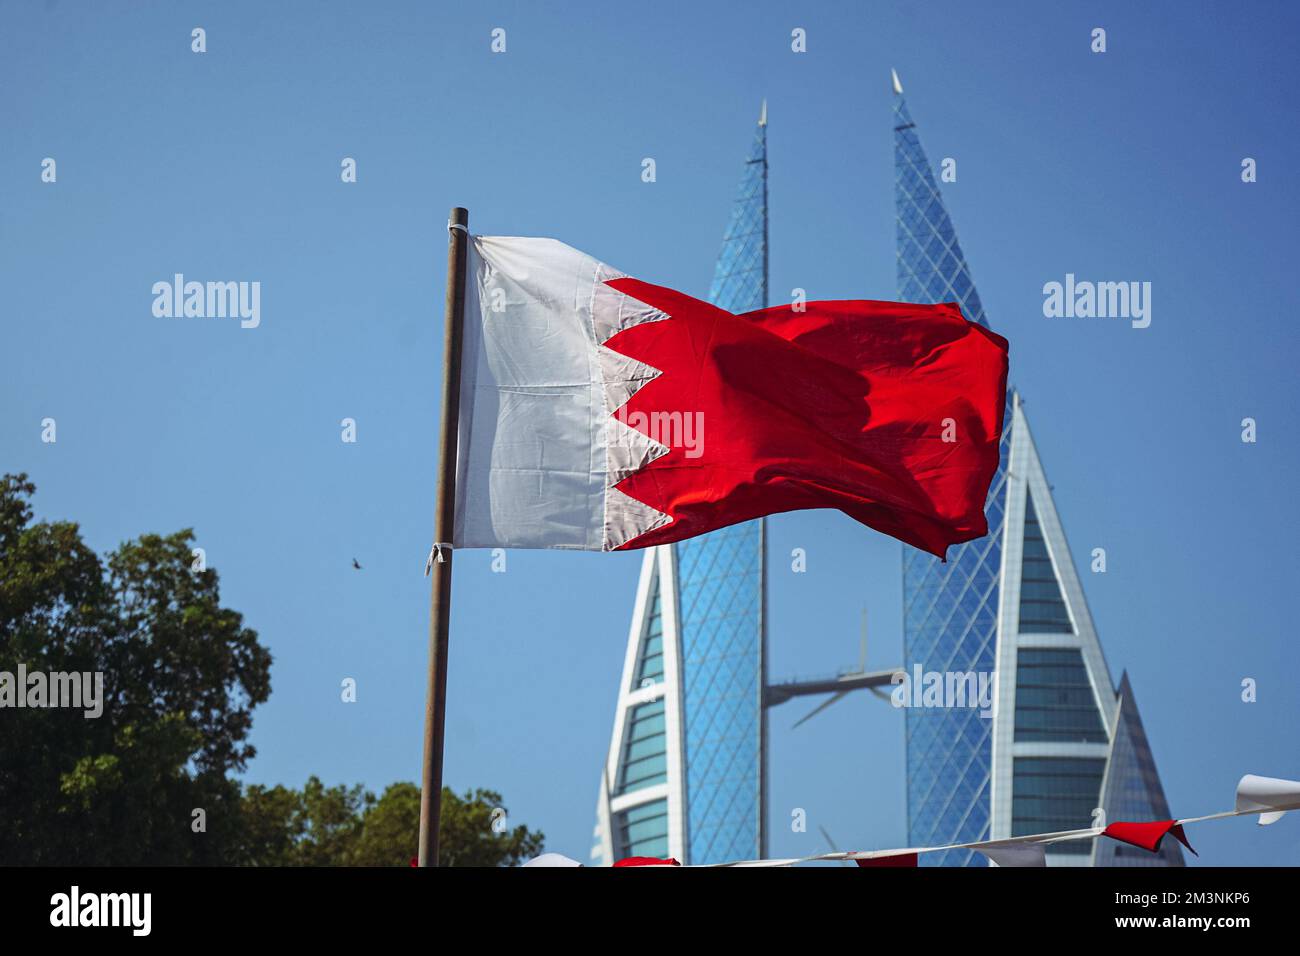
424 543 453 575
447 221 468 236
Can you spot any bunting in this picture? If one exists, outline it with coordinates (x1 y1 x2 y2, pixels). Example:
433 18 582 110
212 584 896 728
521 773 1300 869
717 773 1300 868
1101 820 1196 857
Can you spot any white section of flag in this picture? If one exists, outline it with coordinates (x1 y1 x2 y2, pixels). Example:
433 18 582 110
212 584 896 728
452 236 670 552
1235 773 1300 825
522 852 584 867
976 842 1047 868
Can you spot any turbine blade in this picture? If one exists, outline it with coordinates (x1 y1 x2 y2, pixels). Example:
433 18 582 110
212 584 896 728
793 690 851 729
818 825 851 866
818 826 839 851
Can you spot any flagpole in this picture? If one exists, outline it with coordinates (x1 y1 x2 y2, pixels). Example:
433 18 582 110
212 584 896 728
418 206 469 866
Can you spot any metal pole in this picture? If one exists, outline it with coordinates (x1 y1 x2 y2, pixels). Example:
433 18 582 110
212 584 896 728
418 206 469 866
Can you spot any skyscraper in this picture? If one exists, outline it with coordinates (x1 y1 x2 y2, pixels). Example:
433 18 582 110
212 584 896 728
894 70 1181 866
590 78 1180 868
591 104 769 866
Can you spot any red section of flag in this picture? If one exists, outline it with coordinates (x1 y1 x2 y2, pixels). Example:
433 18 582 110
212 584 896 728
613 856 681 867
1103 820 1198 856
604 280 1009 559
854 852 919 868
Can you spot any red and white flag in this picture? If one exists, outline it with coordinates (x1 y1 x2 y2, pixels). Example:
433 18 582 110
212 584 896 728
453 237 1008 558
1235 773 1300 825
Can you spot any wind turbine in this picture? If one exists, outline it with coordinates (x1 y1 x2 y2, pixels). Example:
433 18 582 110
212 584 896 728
819 825 853 867
776 608 896 729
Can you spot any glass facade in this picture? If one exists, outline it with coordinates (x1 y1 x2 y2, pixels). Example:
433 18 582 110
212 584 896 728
1014 648 1107 744
633 588 665 689
1019 496 1074 633
1012 757 1106 855
677 522 764 863
614 799 670 859
894 94 988 329
706 117 767 313
616 698 667 795
896 83 1003 866
673 115 768 863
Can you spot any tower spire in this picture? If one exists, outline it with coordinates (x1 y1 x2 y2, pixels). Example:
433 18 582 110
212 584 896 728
893 77 988 328
706 101 768 311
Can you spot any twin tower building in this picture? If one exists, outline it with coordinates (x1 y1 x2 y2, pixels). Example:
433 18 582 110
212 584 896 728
589 76 1182 867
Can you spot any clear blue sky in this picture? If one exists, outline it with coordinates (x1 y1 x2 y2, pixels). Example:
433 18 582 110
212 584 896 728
3 0 1297 865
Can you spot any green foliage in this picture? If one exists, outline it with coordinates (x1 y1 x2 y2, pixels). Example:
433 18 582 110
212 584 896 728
234 778 544 866
0 474 543 866
437 787 545 867
348 782 417 866
0 473 268 864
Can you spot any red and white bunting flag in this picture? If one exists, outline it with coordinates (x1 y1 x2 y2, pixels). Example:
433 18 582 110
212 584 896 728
613 856 681 867
568 772 1298 867
975 842 1047 868
854 852 919 868
521 853 584 867
1234 774 1300 825
454 236 1008 559
1103 820 1197 857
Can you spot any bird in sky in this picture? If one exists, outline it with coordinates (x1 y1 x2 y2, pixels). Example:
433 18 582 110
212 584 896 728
351 558 362 570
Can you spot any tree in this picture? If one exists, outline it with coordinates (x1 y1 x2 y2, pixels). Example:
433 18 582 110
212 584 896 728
434 787 545 867
236 779 545 866
233 777 369 865
0 473 271 864
1 474 544 866
348 782 416 866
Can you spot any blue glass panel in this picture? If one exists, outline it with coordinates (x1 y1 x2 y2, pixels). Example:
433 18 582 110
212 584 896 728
1018 495 1073 632
1014 648 1107 743
1012 757 1106 855
615 798 670 859
633 583 666 688
677 521 763 863
617 699 668 794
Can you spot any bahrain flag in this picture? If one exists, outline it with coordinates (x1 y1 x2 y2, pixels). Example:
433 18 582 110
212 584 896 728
453 236 1007 559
